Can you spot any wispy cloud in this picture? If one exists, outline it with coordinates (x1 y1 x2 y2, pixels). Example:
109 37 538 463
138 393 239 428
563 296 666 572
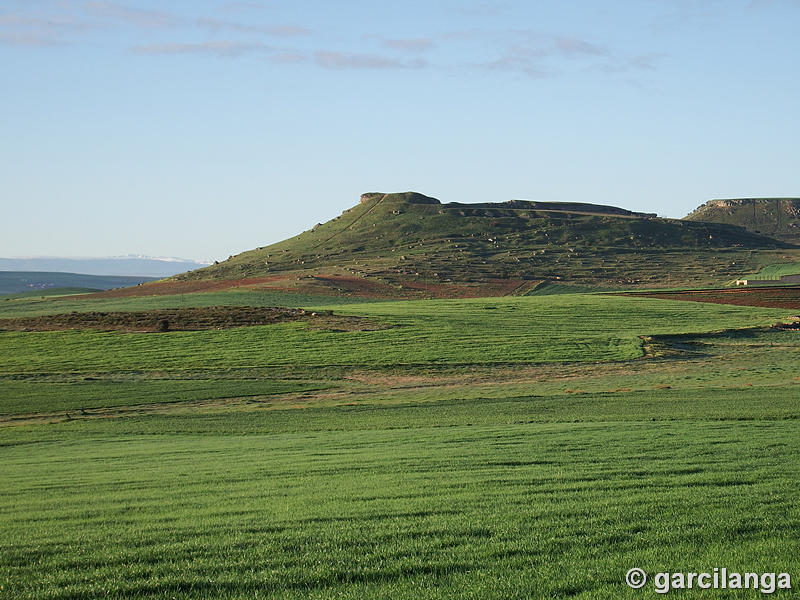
451 29 661 79
465 31 609 78
0 14 89 31
0 3 311 51
133 40 273 58
380 37 434 52
0 3 665 82
130 43 430 69
592 52 667 74
627 52 665 70
314 51 427 70
477 44 551 78
83 1 180 28
195 17 310 37
0 31 67 47
0 12 91 46
555 36 609 57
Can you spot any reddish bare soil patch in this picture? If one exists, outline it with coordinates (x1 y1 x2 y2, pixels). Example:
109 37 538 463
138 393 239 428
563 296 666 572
309 275 407 298
396 277 527 299
0 306 386 333
627 286 800 310
74 273 529 301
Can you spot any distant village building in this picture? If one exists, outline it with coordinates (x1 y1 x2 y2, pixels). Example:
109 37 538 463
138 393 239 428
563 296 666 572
735 274 800 286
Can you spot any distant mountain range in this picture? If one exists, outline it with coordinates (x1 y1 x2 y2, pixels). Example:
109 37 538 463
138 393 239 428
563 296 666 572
0 256 211 278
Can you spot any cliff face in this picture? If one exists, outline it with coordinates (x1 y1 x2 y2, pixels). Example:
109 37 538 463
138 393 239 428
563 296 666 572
685 198 800 245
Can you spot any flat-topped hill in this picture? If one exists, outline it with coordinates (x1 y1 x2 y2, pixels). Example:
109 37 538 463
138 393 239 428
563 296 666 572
685 198 800 245
358 192 657 217
163 192 797 295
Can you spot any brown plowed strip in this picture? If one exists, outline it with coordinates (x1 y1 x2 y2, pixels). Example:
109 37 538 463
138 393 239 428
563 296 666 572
0 306 388 333
624 285 800 310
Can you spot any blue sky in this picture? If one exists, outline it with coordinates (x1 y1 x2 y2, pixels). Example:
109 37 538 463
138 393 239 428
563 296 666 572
2 0 799 261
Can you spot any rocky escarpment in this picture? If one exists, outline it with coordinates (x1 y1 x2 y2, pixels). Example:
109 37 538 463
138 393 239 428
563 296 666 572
360 191 441 205
686 198 800 244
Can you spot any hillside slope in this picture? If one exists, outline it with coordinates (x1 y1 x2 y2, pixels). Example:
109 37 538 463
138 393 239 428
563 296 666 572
164 192 797 295
685 198 800 245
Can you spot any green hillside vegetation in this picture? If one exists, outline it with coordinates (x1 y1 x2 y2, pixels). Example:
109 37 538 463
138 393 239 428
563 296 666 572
747 261 800 281
175 192 797 289
686 198 800 245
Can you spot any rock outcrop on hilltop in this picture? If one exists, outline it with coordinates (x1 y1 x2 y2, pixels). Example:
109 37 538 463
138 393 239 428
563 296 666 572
685 198 800 244
360 192 441 205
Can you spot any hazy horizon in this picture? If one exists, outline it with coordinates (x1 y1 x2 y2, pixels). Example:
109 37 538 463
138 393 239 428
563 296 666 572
0 256 211 277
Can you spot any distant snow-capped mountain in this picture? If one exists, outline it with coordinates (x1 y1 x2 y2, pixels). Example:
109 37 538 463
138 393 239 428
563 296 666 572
0 256 211 277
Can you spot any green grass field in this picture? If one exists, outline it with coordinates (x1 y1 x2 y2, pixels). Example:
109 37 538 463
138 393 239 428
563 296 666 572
0 287 101 299
749 262 800 280
0 295 788 373
1 292 799 598
0 289 378 319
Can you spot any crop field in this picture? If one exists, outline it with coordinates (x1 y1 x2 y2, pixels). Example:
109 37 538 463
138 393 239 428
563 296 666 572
748 263 800 280
2 292 799 598
0 289 379 320
0 295 788 373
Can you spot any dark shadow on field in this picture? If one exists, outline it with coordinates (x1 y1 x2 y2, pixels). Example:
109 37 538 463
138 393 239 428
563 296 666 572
296 509 460 525
643 326 791 359
87 563 478 596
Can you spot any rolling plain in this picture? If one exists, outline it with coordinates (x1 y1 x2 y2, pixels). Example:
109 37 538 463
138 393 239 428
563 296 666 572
2 194 800 598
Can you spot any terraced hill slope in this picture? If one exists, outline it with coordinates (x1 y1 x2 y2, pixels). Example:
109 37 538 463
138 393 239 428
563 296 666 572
685 198 800 245
163 192 799 296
